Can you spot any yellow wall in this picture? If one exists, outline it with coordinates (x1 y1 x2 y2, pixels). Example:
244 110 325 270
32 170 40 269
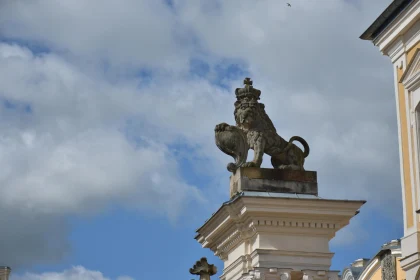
360 257 405 280
397 41 420 230
397 258 406 280
407 42 420 230
370 267 382 280
398 65 415 228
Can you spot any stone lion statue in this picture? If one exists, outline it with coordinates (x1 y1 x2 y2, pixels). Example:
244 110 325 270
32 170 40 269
215 78 310 172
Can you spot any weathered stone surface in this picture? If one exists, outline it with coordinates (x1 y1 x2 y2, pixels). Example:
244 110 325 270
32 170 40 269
381 252 396 280
215 78 310 172
194 191 365 280
190 257 217 280
230 167 317 198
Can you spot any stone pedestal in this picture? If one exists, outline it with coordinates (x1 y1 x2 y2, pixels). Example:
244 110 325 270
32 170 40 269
230 168 317 198
195 168 365 280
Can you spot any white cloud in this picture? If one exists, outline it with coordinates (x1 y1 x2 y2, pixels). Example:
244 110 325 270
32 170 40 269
0 0 402 271
0 0 189 70
330 216 369 247
10 266 134 280
0 43 210 268
0 43 204 217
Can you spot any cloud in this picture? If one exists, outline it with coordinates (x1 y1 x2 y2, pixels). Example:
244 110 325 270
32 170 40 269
0 0 402 275
330 216 369 247
173 0 400 207
0 0 189 70
0 43 208 268
0 43 204 215
10 266 134 280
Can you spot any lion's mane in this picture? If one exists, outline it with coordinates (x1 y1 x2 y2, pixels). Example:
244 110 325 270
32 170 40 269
234 101 277 132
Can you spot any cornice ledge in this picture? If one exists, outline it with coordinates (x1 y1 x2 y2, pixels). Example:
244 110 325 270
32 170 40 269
401 48 420 91
215 230 242 259
400 252 420 270
384 37 405 62
374 0 420 51
222 255 248 276
251 249 334 259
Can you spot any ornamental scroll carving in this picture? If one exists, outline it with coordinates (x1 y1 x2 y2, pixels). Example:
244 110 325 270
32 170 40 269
381 252 396 280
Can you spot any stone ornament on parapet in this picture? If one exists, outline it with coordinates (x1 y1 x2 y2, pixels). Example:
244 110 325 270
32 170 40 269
229 167 318 198
214 77 310 173
195 77 366 280
189 257 217 280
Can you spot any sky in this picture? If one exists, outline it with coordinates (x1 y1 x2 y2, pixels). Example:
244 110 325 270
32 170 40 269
0 0 405 279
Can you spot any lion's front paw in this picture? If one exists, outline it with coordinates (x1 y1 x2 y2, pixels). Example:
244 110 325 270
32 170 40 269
215 123 230 132
242 162 257 168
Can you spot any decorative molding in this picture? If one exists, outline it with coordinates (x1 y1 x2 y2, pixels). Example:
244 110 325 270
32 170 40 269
302 270 339 280
251 218 340 230
387 37 405 63
222 255 248 277
196 195 364 280
401 48 420 91
237 268 293 280
251 249 334 259
213 216 340 260
374 0 420 52
356 258 380 280
215 229 242 258
341 268 355 280
214 223 257 260
238 270 264 280
404 20 420 51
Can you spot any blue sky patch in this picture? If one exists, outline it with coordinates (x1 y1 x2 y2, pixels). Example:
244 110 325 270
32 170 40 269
0 38 50 56
2 98 32 114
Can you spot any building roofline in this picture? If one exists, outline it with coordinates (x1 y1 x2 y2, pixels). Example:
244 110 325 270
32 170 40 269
360 0 414 41
340 240 401 279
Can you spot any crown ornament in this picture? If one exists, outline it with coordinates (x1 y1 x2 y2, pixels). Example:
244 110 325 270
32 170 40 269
235 77 261 100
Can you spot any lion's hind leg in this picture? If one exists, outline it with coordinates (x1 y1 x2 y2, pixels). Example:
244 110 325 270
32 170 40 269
271 150 305 171
270 153 286 169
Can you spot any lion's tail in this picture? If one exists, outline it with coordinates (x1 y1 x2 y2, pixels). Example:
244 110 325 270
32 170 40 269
283 136 310 158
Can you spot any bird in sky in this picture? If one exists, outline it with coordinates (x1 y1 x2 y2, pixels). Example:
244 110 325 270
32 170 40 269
287 3 291 7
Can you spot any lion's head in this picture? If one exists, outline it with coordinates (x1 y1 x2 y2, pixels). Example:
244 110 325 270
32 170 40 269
234 98 276 132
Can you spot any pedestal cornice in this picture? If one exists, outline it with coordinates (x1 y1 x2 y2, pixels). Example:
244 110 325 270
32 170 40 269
195 192 365 280
195 168 366 280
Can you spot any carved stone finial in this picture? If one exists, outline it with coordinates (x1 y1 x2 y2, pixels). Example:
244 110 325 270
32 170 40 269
189 257 217 278
244 77 253 86
235 77 261 100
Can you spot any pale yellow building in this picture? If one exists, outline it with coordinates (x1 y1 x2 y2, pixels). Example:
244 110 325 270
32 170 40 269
353 0 420 279
342 240 404 280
